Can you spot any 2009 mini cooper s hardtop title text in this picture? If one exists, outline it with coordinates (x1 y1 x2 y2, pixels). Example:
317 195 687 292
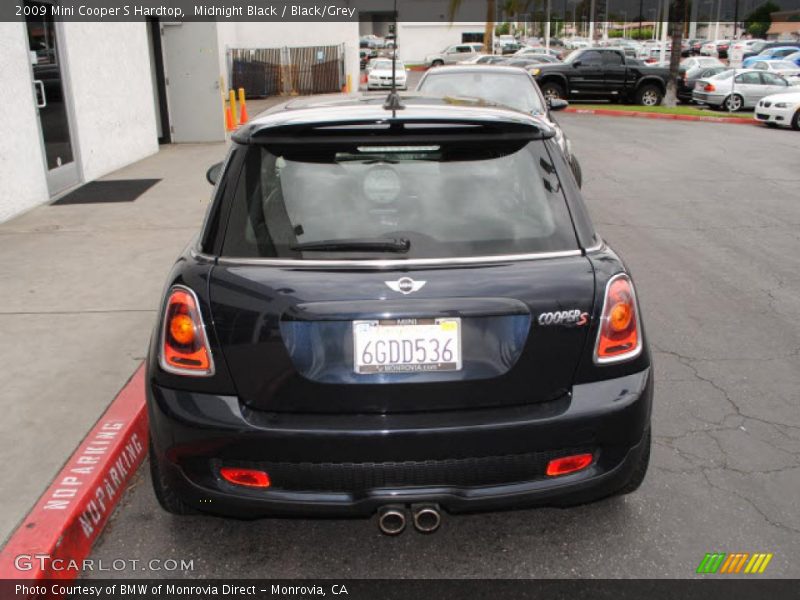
146 95 652 534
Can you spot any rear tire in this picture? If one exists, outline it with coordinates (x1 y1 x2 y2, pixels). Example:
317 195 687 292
792 109 800 131
635 84 663 106
149 438 196 515
541 81 566 103
431 60 443 67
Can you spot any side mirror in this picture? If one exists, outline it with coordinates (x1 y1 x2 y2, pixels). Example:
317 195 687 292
572 60 582 67
206 162 223 186
548 98 569 111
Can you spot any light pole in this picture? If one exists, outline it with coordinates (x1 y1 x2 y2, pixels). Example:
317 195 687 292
545 1 551 50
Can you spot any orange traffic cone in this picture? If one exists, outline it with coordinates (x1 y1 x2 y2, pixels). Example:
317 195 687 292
239 100 248 125
225 105 235 131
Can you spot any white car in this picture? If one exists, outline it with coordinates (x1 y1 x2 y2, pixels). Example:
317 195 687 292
366 59 408 90
754 91 800 129
424 44 481 67
700 40 729 57
457 53 508 65
751 60 800 84
728 39 766 67
564 37 589 50
681 56 724 70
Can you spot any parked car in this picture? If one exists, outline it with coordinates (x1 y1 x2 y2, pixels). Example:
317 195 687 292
688 39 706 55
564 37 589 50
366 59 408 90
608 42 641 60
784 51 800 67
692 69 795 111
424 44 481 67
148 95 653 529
360 48 377 69
754 91 800 129
701 39 730 59
520 54 561 64
743 46 800 68
680 56 724 71
495 35 521 54
458 53 509 65
515 47 563 60
504 58 555 69
415 65 583 186
741 41 800 63
728 39 766 66
751 60 800 85
676 65 728 103
531 47 671 105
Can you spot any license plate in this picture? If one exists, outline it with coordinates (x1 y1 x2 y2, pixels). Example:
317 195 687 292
353 318 462 374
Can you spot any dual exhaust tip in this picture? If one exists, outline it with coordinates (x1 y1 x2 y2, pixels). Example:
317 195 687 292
378 504 441 535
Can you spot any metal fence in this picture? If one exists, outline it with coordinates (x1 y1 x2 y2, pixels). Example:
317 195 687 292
228 44 345 98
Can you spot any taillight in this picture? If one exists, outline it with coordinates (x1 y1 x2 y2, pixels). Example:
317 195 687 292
594 274 642 364
220 467 270 488
546 453 593 477
159 285 214 376
704 83 716 92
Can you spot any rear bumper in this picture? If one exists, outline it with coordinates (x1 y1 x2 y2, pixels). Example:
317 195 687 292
148 368 653 517
692 91 724 106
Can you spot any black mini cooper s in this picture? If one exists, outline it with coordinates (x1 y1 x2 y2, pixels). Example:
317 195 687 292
146 96 652 534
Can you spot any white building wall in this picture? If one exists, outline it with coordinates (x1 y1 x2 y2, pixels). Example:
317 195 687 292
397 22 485 64
60 23 158 181
0 22 49 223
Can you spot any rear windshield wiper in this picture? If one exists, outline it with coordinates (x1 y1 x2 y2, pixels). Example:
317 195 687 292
290 238 411 253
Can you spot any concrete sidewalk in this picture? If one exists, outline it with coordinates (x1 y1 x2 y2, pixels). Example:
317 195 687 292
0 141 229 544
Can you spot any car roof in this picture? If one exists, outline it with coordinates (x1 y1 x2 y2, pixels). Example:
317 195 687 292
234 95 554 143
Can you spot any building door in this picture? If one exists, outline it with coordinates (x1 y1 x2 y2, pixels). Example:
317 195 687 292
161 22 225 143
146 18 171 144
25 0 80 196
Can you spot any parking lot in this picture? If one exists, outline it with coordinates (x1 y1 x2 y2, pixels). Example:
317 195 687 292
84 113 800 579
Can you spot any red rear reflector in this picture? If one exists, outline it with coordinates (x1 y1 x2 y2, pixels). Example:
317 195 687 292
220 467 271 488
546 453 593 477
160 286 215 376
594 274 642 364
704 83 716 92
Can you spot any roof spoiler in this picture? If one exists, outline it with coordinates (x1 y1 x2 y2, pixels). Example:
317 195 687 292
235 117 553 145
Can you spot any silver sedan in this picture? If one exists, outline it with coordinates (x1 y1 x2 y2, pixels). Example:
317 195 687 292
692 68 797 111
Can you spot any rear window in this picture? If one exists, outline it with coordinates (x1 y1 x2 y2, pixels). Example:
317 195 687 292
219 140 578 261
417 71 545 114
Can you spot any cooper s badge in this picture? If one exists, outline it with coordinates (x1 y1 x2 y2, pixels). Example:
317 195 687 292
538 309 589 326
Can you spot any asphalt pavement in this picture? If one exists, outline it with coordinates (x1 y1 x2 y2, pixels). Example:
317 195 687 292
84 113 800 579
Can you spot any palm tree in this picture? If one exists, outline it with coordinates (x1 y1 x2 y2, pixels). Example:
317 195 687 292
664 0 687 107
448 0 497 53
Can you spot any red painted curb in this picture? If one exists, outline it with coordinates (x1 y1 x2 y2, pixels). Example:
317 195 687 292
564 107 756 125
0 364 147 581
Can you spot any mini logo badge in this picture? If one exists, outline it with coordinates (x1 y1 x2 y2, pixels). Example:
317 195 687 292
385 277 426 295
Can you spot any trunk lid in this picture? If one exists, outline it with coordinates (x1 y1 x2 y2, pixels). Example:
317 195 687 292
208 256 595 414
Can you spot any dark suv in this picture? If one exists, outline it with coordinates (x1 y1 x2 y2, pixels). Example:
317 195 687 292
147 96 653 535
